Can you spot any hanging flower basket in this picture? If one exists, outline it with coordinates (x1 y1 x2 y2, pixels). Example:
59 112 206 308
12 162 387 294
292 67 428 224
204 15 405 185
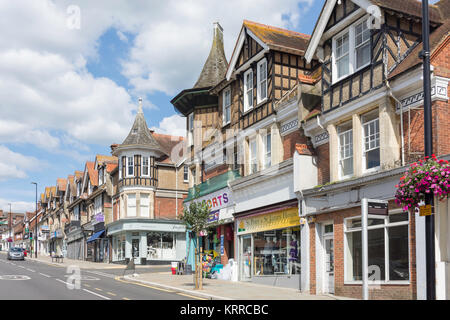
395 154 450 211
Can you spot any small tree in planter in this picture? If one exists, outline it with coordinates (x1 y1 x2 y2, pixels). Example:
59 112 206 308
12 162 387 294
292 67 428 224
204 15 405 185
395 154 450 211
180 201 210 289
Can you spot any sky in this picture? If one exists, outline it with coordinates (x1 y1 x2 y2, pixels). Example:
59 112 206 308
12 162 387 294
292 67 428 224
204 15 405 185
0 0 439 212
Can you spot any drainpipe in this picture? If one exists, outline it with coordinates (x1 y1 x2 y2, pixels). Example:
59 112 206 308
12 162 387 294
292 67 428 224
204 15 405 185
385 79 405 166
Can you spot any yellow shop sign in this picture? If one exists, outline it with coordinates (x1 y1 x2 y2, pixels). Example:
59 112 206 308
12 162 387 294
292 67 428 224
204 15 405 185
237 207 299 235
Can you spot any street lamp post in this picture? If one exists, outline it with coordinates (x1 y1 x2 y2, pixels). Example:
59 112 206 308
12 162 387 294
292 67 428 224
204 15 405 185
31 182 38 258
8 203 11 249
420 0 436 300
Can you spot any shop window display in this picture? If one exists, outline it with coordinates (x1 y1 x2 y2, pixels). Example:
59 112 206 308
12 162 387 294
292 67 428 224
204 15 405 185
253 227 300 276
147 232 176 260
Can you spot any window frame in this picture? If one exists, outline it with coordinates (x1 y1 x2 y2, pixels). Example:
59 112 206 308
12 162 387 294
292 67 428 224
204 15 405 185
243 68 254 113
263 131 271 169
257 58 268 104
142 156 150 177
332 16 371 84
126 156 134 177
343 209 410 285
127 193 136 217
337 122 354 180
223 87 231 125
362 111 380 174
183 165 189 183
249 137 257 174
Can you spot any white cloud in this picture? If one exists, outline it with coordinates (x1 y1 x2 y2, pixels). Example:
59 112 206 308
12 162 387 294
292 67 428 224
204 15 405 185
151 114 186 138
0 145 41 181
116 30 128 43
0 198 35 213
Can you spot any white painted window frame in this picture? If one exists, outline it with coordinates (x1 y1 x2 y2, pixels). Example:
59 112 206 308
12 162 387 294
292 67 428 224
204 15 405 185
142 156 150 177
127 156 134 177
263 131 271 169
257 58 268 104
127 193 136 217
337 123 353 180
183 165 189 183
223 87 231 125
244 68 254 113
249 136 257 174
362 112 380 174
343 209 410 285
332 15 371 84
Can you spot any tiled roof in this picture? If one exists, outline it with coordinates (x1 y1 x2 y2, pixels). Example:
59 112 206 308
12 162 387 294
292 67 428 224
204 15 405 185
86 161 98 187
95 155 117 166
67 175 75 196
56 178 67 192
389 19 450 79
106 163 118 173
243 20 310 55
152 132 185 164
194 23 228 89
372 0 445 23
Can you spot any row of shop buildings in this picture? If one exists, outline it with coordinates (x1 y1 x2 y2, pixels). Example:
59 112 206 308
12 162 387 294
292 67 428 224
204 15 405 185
173 0 450 300
7 0 449 300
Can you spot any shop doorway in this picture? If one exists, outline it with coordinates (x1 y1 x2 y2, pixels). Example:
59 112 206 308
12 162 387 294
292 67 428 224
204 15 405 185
132 238 140 264
240 235 252 281
323 224 334 294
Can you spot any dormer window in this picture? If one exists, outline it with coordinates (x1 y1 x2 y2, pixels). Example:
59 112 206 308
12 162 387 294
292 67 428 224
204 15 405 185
332 17 371 83
127 156 134 177
98 167 104 185
244 68 253 112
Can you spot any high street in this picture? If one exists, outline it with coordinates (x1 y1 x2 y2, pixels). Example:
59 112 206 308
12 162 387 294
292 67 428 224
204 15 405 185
0 253 198 300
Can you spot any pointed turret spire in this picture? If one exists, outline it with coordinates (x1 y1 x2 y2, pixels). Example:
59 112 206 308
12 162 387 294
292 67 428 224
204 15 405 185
138 97 143 114
114 98 166 156
193 22 228 88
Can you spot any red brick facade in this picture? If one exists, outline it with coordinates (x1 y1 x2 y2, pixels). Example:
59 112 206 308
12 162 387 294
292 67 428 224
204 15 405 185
203 164 229 181
309 202 417 300
154 196 185 220
283 130 308 161
315 142 330 185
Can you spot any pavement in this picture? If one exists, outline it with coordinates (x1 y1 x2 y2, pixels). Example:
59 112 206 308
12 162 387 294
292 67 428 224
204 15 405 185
4 252 355 300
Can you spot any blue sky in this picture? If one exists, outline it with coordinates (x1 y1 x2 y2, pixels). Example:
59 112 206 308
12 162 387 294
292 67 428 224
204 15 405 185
0 0 438 212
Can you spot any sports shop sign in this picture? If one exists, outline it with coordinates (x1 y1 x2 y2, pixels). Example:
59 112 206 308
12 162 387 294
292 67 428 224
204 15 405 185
187 188 232 223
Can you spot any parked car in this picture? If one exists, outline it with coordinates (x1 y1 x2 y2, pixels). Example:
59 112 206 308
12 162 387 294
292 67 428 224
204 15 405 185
7 247 25 260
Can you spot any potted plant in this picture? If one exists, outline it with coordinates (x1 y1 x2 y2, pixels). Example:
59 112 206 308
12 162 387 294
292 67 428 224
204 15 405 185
395 154 450 211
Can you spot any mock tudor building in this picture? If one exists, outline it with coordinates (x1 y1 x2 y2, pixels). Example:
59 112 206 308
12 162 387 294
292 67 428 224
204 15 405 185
108 99 188 264
294 0 449 300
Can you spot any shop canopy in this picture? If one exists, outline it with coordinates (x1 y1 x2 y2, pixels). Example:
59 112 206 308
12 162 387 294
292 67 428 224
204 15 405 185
86 230 105 243
184 170 240 202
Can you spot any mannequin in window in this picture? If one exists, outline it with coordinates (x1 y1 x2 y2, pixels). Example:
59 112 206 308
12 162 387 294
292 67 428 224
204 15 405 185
289 234 299 274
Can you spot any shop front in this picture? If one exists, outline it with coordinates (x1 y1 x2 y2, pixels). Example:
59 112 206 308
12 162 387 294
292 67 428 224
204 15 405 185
108 219 186 265
66 221 84 260
236 203 301 289
49 229 63 255
86 215 108 263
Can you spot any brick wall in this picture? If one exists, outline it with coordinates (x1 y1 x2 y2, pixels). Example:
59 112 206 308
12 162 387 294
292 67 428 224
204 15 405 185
154 196 185 220
283 130 308 161
315 142 330 185
309 202 416 300
203 164 229 181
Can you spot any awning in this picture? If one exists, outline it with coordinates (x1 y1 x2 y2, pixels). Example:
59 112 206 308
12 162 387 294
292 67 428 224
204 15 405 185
86 230 105 243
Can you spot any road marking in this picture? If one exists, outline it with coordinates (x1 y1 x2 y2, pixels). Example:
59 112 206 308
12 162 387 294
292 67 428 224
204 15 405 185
85 270 116 279
107 292 117 296
177 292 208 300
122 297 130 300
94 288 103 292
83 288 111 300
84 284 91 287
55 279 71 286
26 269 35 272
114 276 175 293
39 273 51 278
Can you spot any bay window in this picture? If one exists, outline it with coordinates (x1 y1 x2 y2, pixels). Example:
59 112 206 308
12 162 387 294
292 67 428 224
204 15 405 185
338 121 353 178
127 156 134 177
244 69 253 112
263 132 271 169
362 110 380 171
140 194 149 218
344 211 410 283
249 137 257 174
223 87 231 125
142 156 150 177
257 59 267 103
127 193 136 217
332 17 371 83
